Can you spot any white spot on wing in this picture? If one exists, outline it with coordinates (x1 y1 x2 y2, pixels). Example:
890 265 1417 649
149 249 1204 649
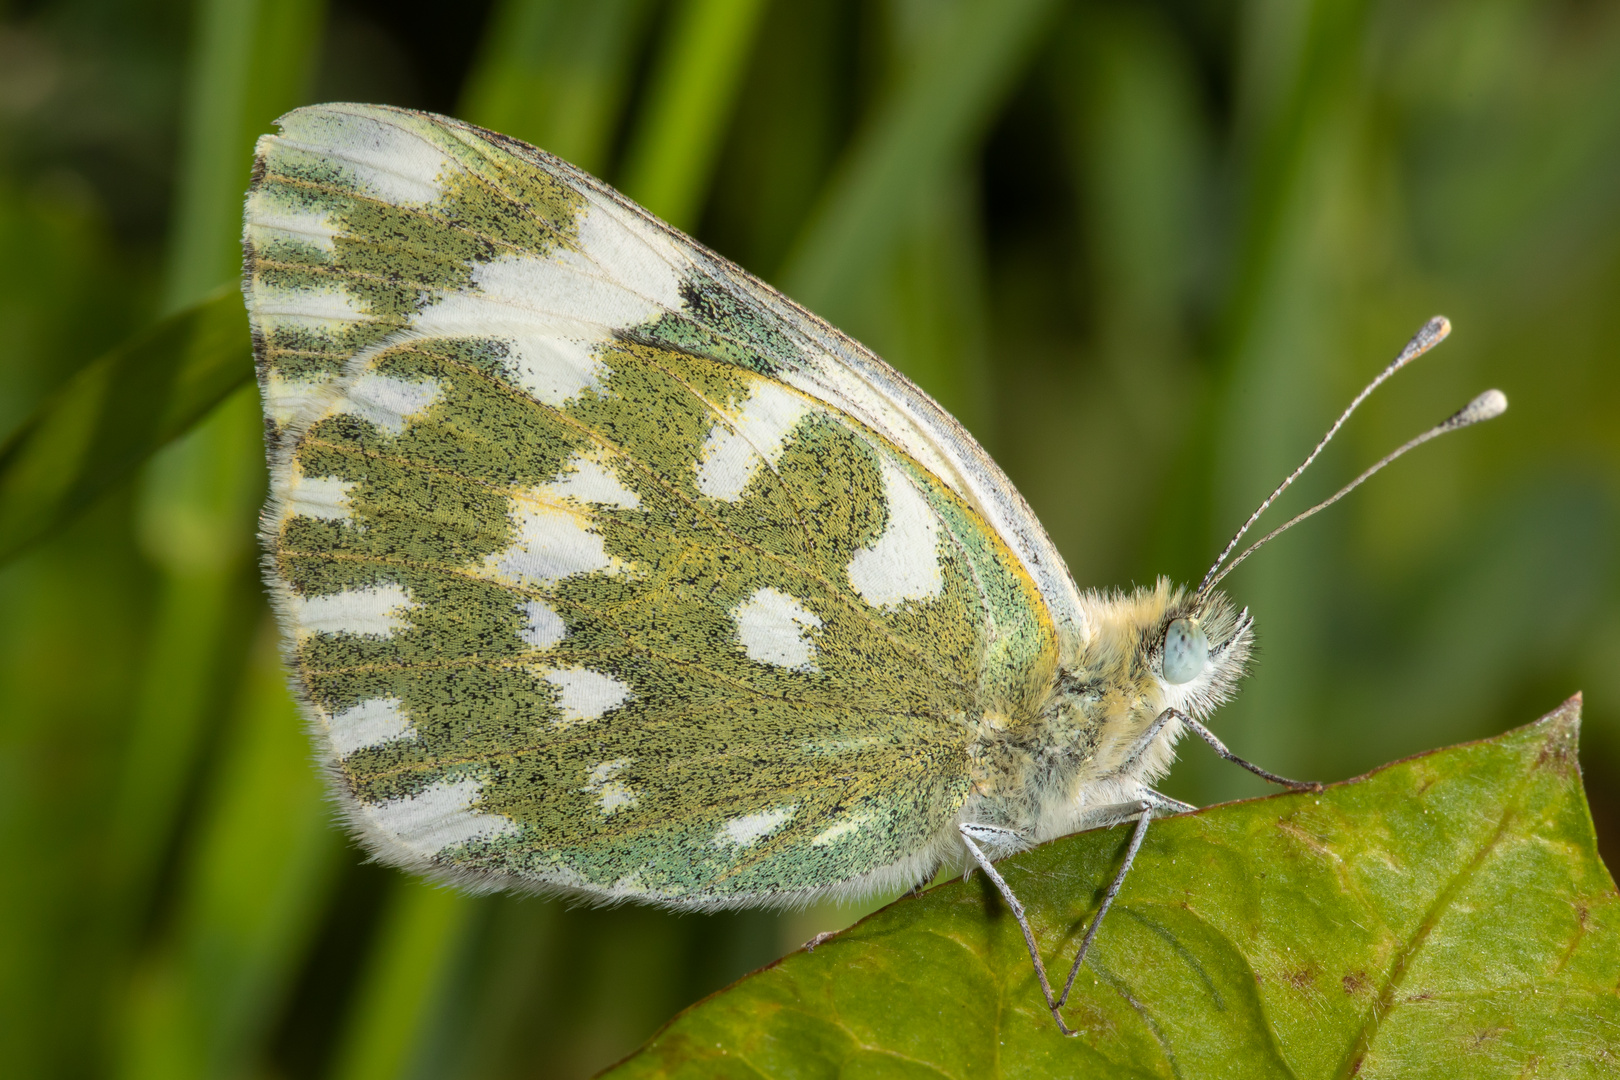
582 759 637 815
483 500 614 587
542 667 633 725
290 584 416 638
245 198 339 253
503 336 605 407
276 109 456 205
610 872 650 897
546 453 639 509
362 777 519 856
253 283 367 329
732 587 822 672
847 461 943 607
695 380 811 501
541 864 592 890
264 371 333 427
411 212 685 407
572 198 687 312
327 697 413 757
285 474 355 521
760 325 1092 642
337 373 443 435
502 338 605 404
519 599 567 649
414 278 608 407
715 805 796 849
810 816 870 847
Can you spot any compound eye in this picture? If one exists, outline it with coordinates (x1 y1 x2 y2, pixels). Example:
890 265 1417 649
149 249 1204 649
1162 618 1209 685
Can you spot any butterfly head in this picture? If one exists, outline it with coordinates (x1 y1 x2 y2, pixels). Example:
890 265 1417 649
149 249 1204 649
1074 579 1252 725
1144 582 1253 722
1045 580 1252 796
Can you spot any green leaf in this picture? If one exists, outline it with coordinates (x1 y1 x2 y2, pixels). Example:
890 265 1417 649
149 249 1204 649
601 697 1619 1078
0 288 251 565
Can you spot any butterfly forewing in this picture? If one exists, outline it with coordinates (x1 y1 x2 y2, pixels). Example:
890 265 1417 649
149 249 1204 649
247 104 1064 904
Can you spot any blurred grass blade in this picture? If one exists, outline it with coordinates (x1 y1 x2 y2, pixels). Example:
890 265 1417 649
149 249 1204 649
120 0 325 884
460 0 657 175
1033 7 1209 593
1221 0 1371 351
602 698 1620 1077
113 0 331 1073
780 0 1059 321
118 626 340 1080
166 0 324 310
0 289 251 566
329 884 476 1080
106 390 266 908
849 169 992 432
618 0 771 229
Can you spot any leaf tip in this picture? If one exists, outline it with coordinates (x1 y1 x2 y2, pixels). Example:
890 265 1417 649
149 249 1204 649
1531 693 1583 777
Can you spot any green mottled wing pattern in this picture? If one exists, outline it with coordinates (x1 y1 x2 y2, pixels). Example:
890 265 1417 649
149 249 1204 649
245 104 1067 904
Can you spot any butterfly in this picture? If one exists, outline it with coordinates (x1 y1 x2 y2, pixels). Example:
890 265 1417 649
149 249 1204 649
242 103 1505 1035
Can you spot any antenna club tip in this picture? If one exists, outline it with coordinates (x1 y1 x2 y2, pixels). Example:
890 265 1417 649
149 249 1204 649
1474 387 1508 418
1451 388 1508 427
1396 316 1455 367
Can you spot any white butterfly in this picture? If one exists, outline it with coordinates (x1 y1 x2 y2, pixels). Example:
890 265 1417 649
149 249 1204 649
243 103 1504 1034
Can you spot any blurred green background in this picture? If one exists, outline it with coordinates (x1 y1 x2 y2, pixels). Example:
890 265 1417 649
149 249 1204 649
3 0 1619 1076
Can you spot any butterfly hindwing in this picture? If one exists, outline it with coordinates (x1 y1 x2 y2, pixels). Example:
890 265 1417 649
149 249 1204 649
247 104 1068 903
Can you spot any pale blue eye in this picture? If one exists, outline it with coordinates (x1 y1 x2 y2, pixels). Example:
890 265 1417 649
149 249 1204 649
1162 618 1208 684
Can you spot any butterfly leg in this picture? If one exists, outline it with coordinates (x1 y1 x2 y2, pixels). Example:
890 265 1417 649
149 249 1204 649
1054 800 1152 1010
1112 706 1177 775
1169 708 1323 792
1143 789 1196 815
1116 706 1318 791
958 822 1080 1037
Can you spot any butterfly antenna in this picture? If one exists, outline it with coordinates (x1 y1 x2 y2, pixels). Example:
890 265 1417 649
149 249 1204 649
1201 388 1507 595
1196 316 1467 599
